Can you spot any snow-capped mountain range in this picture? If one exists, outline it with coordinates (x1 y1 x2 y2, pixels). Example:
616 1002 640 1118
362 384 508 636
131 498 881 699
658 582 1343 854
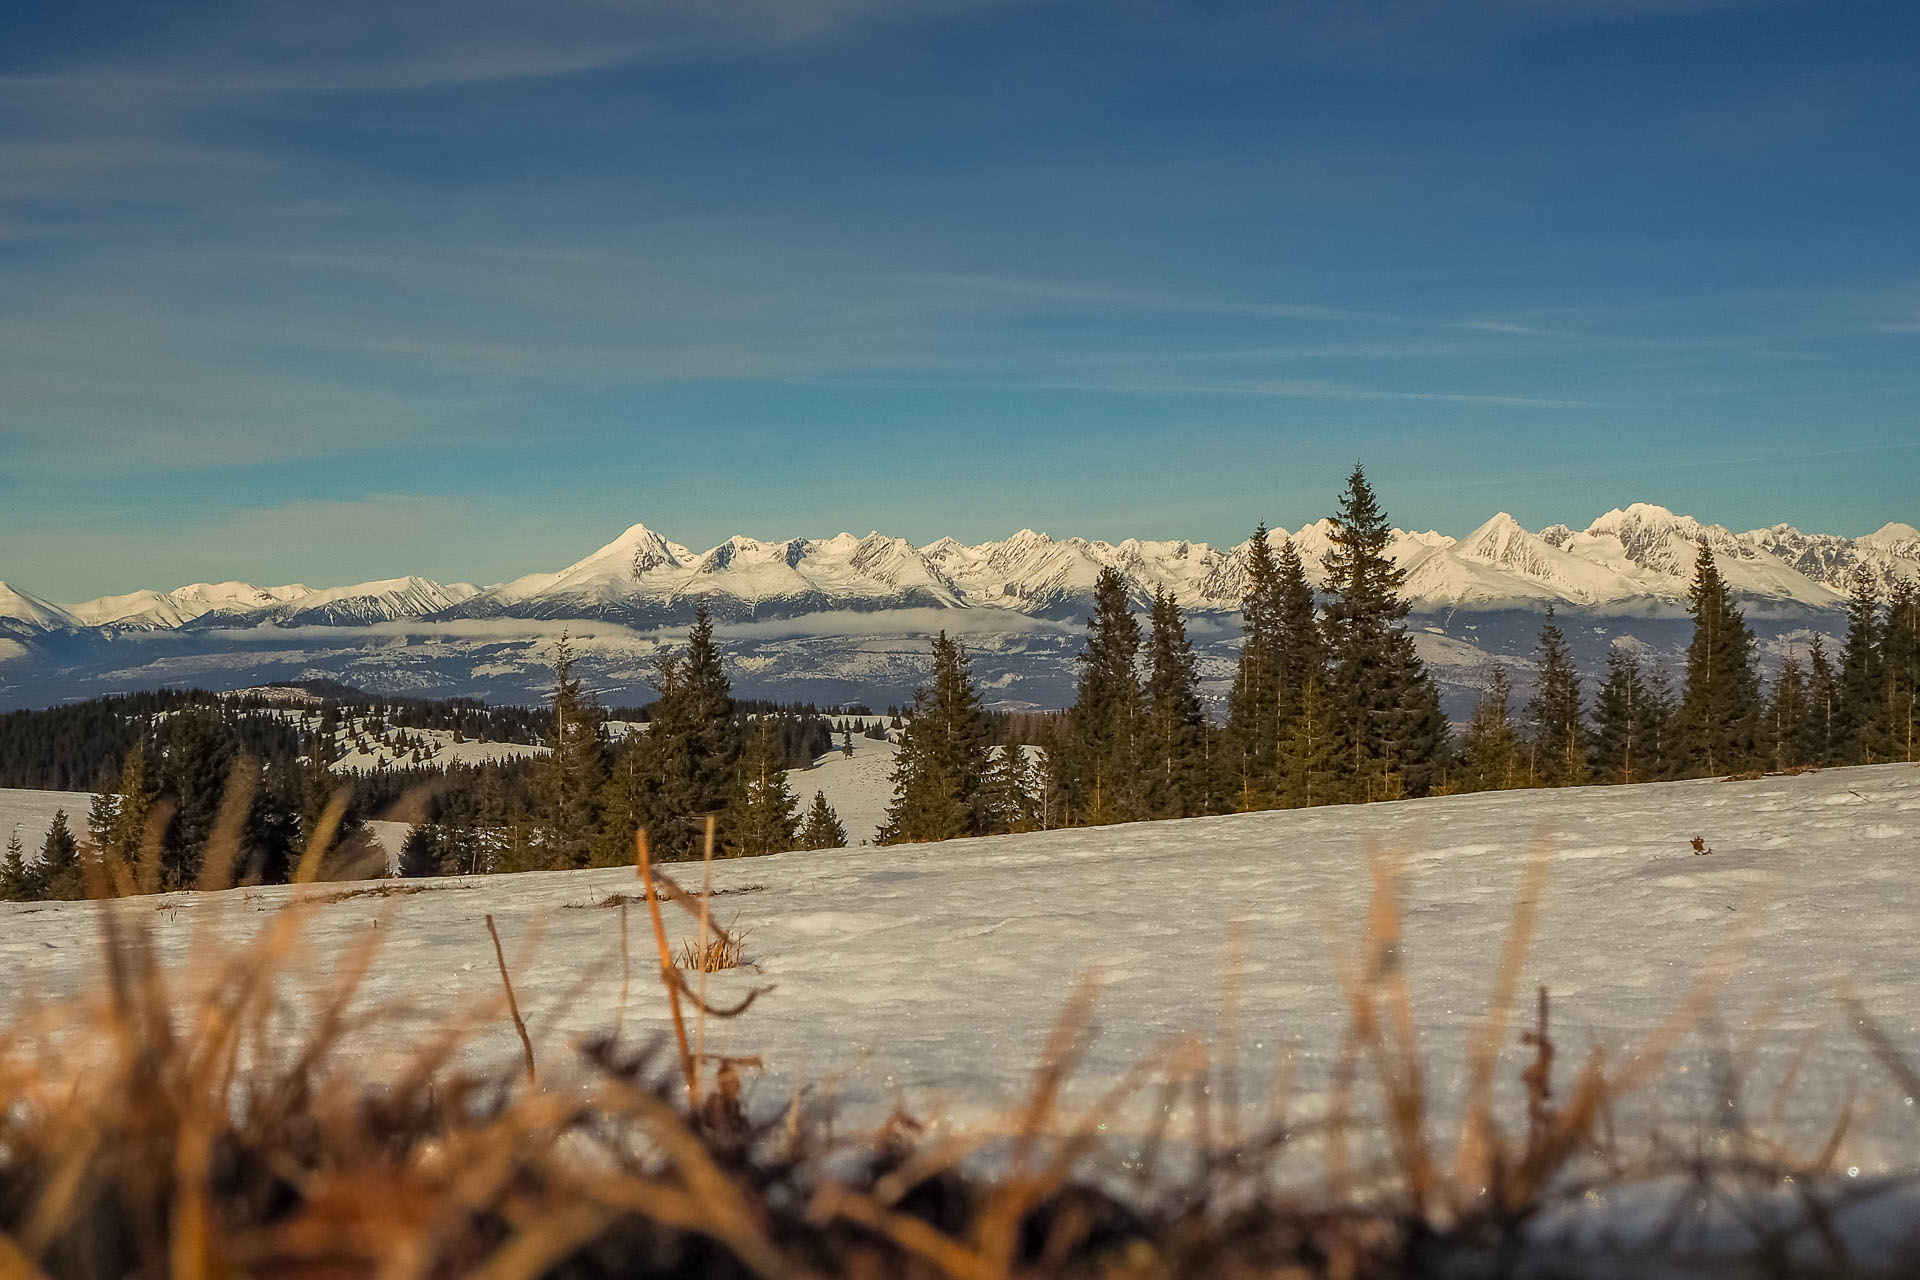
4 504 1915 640
2 504 1914 715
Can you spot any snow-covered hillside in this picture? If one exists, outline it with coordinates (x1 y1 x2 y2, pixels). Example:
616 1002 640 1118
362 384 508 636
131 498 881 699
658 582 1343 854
0 787 95 853
4 763 1919 1178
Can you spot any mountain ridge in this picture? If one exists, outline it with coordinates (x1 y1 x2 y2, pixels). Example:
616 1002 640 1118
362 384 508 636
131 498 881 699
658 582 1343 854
6 504 1917 641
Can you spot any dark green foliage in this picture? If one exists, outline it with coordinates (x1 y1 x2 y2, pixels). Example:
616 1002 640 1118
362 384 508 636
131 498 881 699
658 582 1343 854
1057 568 1144 825
798 791 848 850
1 830 32 901
1459 667 1523 794
1141 590 1209 820
880 633 994 844
1669 542 1762 777
1802 634 1840 765
397 825 445 878
1763 654 1810 773
158 708 235 890
37 810 85 901
980 742 1041 833
1886 579 1920 761
1590 648 1666 785
599 607 744 862
1834 571 1891 764
726 718 801 857
1225 526 1284 806
1275 676 1341 808
1223 531 1322 809
1524 609 1587 786
538 631 608 869
1320 465 1452 799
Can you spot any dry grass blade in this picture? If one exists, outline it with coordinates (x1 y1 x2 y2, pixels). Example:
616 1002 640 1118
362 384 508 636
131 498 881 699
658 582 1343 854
636 828 699 1105
1453 833 1553 1193
486 914 536 1085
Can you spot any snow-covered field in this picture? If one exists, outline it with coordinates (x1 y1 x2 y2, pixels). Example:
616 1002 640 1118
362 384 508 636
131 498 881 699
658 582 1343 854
785 731 901 845
6 763 1920 1186
0 787 94 851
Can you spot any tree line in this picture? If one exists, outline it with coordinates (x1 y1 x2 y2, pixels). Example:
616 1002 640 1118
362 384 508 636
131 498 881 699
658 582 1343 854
874 464 1920 844
6 463 1915 895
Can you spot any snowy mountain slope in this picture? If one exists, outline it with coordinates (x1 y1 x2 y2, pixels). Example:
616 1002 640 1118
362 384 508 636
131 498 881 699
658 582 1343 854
6 764 1919 1183
0 582 81 635
465 523 964 623
1747 521 1920 597
66 578 478 630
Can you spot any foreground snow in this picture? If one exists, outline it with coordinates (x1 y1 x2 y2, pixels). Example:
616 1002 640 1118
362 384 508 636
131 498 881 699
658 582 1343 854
5 765 1920 1186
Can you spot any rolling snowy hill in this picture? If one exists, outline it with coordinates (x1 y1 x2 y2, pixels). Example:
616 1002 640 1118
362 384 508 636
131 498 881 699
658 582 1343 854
5 762 1918 1181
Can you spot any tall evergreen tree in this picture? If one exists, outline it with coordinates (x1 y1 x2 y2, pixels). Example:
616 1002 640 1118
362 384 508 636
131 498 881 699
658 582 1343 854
538 631 607 868
159 708 234 890
798 791 849 849
605 607 743 862
1669 542 1763 777
1274 536 1325 726
980 742 1042 833
0 830 31 901
1590 648 1662 784
1834 570 1891 763
1763 654 1810 773
37 810 84 901
880 633 995 844
1141 589 1208 819
1802 634 1840 766
1320 465 1452 798
1459 667 1523 793
1275 677 1341 808
1524 608 1587 786
727 717 801 857
1884 578 1920 762
1058 568 1144 825
1225 527 1284 805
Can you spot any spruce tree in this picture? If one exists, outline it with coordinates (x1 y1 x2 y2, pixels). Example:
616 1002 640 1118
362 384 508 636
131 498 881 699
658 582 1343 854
1834 570 1891 763
159 708 234 890
398 824 444 878
1590 648 1660 785
539 631 607 868
1524 608 1587 786
1669 542 1763 777
1884 578 1920 761
38 810 84 901
1763 654 1809 773
1803 634 1840 766
1225 527 1284 805
726 717 800 857
1459 667 1522 793
1276 676 1341 808
879 632 994 844
798 791 849 849
1320 465 1452 798
0 830 31 901
981 742 1041 833
1141 589 1208 819
1059 568 1144 825
607 608 743 861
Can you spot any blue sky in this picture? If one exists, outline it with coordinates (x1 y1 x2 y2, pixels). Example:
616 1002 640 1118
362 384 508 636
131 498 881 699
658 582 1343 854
3 0 1916 600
